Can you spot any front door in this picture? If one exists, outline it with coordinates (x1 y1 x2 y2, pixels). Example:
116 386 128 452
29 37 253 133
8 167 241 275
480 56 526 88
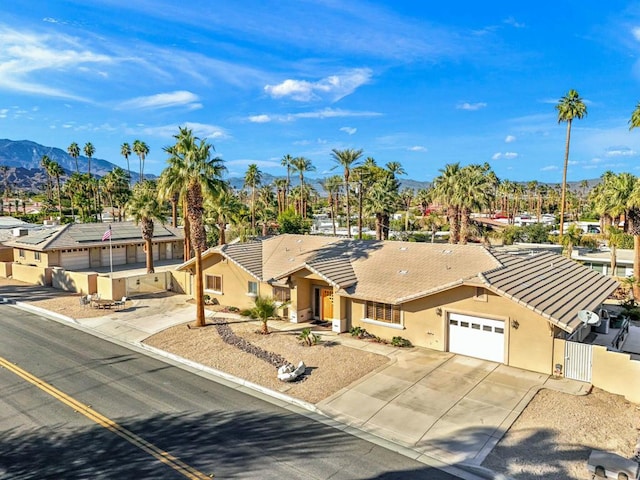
320 288 333 320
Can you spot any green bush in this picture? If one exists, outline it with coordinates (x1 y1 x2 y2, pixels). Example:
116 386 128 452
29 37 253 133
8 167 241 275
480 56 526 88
391 336 412 348
298 327 320 346
349 326 368 338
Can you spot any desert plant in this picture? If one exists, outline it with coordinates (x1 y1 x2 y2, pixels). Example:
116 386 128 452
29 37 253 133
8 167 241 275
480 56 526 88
391 336 412 348
349 326 368 338
298 327 320 346
249 295 278 334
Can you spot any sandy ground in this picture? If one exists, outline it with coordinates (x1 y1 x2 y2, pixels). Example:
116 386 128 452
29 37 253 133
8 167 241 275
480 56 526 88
2 277 638 479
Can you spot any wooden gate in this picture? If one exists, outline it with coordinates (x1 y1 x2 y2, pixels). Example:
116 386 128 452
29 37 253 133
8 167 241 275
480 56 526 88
564 341 593 382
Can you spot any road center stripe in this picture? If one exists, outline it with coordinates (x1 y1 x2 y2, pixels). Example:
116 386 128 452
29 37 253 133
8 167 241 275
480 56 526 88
0 355 212 480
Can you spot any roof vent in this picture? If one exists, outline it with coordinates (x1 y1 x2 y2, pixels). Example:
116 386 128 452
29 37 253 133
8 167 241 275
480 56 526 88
12 228 28 237
442 249 453 255
399 247 408 251
398 270 408 275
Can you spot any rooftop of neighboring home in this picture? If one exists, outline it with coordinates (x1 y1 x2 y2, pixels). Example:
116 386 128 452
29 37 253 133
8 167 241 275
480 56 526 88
4 221 184 252
0 216 42 244
182 234 619 334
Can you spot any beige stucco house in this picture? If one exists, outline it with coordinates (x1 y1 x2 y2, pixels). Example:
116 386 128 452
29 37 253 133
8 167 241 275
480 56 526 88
178 234 618 376
5 222 184 271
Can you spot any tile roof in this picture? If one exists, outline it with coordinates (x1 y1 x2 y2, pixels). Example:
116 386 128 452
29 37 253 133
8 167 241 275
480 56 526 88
188 234 619 333
4 222 184 251
481 250 619 334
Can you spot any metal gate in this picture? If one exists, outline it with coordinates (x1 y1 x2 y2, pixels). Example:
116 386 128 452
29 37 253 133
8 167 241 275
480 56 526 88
564 341 593 382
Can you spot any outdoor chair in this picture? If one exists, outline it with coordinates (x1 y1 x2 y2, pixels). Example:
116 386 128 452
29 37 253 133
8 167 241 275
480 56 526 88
79 295 90 308
114 296 127 310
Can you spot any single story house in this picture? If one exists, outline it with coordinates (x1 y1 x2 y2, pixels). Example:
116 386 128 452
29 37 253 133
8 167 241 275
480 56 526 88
4 221 184 270
178 234 618 376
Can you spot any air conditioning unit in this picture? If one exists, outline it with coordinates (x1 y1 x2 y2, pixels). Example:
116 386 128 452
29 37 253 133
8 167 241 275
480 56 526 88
12 228 27 237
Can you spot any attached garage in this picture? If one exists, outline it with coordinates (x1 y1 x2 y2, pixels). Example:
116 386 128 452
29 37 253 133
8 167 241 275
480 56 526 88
60 249 89 270
448 313 505 363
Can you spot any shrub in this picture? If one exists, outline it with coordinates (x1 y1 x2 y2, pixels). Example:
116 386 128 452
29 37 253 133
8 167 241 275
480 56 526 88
298 327 320 346
239 309 252 317
391 336 412 348
227 306 240 312
349 326 367 338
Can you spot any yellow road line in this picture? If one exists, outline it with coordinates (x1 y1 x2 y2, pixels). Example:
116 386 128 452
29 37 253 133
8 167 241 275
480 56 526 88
0 356 212 479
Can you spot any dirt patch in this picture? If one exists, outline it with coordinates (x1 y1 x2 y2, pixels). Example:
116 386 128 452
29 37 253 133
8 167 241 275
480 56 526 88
145 320 389 404
482 388 640 479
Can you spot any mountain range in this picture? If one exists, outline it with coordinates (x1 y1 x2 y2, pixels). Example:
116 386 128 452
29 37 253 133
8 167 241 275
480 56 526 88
0 139 597 195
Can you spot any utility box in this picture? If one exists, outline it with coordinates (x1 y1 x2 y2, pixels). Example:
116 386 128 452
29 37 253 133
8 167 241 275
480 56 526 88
332 317 346 333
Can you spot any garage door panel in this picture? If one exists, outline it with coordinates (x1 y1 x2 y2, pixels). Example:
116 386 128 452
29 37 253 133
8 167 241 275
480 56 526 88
449 313 505 363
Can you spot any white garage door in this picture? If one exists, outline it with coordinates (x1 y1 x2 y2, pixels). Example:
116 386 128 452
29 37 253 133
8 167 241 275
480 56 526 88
448 313 505 363
60 250 89 270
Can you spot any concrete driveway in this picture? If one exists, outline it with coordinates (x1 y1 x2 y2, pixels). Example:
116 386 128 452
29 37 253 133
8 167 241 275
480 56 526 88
317 349 566 465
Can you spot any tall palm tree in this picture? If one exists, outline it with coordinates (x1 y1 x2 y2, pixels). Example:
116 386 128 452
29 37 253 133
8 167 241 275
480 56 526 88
274 178 288 215
133 139 149 183
400 187 414 231
103 167 131 222
555 89 587 242
321 175 342 236
365 174 400 240
457 164 496 244
121 142 132 187
67 142 80 173
161 127 226 327
331 148 363 238
49 161 65 220
84 142 95 177
244 164 262 233
280 154 294 209
127 180 166 274
290 157 315 219
40 155 53 203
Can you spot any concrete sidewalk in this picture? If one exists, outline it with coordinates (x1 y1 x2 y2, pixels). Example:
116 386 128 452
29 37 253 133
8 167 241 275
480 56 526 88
12 295 590 479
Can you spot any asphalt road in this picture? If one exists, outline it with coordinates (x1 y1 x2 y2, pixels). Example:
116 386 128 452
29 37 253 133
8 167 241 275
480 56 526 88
0 306 461 480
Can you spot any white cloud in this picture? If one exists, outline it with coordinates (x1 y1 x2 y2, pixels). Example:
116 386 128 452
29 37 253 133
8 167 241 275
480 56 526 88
137 122 228 140
503 17 525 28
604 146 636 157
248 114 271 123
340 126 357 135
633 27 640 42
0 26 113 100
408 145 426 152
456 102 487 111
251 108 381 123
265 68 372 102
118 90 201 110
492 152 518 160
541 165 558 171
505 135 516 143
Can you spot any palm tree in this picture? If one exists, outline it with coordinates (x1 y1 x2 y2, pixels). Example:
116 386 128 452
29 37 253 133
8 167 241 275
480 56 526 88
121 142 132 187
457 164 497 244
244 164 262 233
561 223 582 259
331 148 363 238
321 175 342 236
83 142 95 177
49 161 65 219
274 178 288 215
280 154 294 209
433 163 462 243
127 180 166 274
133 139 149 183
250 296 279 335
290 157 315 218
385 161 406 178
365 174 400 240
205 186 242 246
40 155 53 203
400 187 414 231
424 211 442 243
67 142 80 173
161 127 226 327
103 167 131 222
556 89 587 242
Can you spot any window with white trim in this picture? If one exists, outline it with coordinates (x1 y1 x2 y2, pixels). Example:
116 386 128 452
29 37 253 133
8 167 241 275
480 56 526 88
248 281 258 296
365 301 401 325
205 274 222 293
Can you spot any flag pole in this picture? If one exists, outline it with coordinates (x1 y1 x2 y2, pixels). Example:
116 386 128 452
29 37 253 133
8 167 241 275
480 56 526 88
108 224 113 278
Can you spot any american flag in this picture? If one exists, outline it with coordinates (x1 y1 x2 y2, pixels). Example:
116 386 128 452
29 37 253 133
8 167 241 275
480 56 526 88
101 226 112 242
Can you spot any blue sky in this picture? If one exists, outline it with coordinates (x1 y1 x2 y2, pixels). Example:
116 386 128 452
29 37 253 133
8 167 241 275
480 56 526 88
3 1 640 184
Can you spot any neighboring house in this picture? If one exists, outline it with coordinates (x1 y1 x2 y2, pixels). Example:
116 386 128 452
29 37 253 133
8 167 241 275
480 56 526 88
573 247 633 278
178 234 618 376
5 222 184 270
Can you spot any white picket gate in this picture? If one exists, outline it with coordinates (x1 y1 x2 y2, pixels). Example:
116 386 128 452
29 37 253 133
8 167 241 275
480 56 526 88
564 341 593 382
